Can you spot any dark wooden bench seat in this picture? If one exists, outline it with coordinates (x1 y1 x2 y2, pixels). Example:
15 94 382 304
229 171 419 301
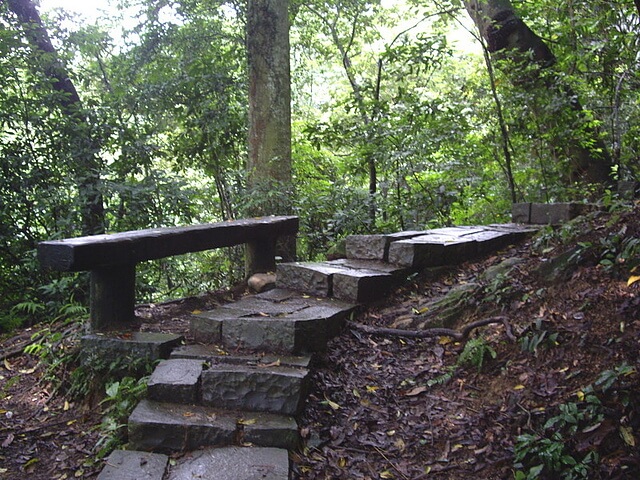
38 216 299 330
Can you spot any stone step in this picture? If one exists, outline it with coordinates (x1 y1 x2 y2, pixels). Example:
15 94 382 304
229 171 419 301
190 289 356 353
387 226 526 268
128 399 299 452
170 344 312 369
98 447 289 480
147 358 310 416
97 450 168 480
166 446 289 480
276 259 408 303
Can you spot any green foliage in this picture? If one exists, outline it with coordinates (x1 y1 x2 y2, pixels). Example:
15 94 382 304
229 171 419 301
514 364 636 479
94 375 148 459
428 335 497 386
457 336 497 372
519 319 559 356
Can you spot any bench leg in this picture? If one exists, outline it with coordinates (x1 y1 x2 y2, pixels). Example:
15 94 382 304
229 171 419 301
90 264 136 331
245 238 277 278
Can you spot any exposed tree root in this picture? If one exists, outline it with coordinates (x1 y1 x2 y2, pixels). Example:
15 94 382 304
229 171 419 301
348 315 516 342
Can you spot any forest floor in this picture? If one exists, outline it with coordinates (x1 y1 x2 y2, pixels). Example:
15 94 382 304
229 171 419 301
1 204 639 479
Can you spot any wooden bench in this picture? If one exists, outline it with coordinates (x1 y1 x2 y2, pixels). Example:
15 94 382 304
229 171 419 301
37 216 299 331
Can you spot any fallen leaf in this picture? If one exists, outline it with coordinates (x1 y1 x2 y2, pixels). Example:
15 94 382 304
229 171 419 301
627 275 640 286
620 426 636 446
366 385 380 393
4 359 13 371
2 433 14 448
191 309 202 315
258 360 280 368
513 384 525 390
404 386 427 397
380 471 394 479
237 418 256 426
63 400 70 411
19 367 36 374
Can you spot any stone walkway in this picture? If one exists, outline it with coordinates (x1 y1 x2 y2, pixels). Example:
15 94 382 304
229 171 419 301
96 223 539 480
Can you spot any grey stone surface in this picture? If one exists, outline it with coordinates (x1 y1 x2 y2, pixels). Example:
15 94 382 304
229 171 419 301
128 399 236 452
514 202 597 225
241 412 300 450
166 447 289 480
531 203 597 225
464 229 513 254
189 309 228 343
332 269 392 303
387 234 477 268
220 306 347 354
512 203 532 223
201 364 309 415
81 332 184 365
147 359 204 404
97 450 168 480
327 258 410 276
345 234 388 261
276 262 348 296
171 344 312 368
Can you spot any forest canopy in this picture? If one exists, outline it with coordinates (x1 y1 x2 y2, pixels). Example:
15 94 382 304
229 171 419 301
1 0 638 332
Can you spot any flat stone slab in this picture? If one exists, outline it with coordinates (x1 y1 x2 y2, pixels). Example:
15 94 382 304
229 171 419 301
201 364 310 415
166 447 289 480
147 359 204 404
128 399 237 452
97 450 168 480
128 400 298 452
220 306 348 353
190 290 356 354
171 344 312 368
81 332 184 365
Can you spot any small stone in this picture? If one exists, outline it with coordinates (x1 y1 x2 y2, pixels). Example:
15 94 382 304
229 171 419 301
248 273 276 293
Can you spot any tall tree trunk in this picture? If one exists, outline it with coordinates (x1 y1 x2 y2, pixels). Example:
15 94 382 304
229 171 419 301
247 0 295 264
7 0 105 235
465 0 613 188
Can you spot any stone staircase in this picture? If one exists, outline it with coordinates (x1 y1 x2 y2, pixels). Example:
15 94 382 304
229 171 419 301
96 224 537 480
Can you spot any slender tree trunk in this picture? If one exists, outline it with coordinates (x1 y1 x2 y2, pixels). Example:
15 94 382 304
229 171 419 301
465 0 613 188
7 0 105 235
246 0 295 265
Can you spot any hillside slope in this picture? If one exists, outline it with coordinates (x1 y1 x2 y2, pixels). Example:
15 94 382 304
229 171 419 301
0 203 638 479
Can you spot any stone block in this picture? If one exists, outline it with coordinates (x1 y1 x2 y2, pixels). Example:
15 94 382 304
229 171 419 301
387 234 477 268
221 304 349 354
464 229 514 254
97 450 168 480
189 307 246 344
166 447 289 480
345 235 388 261
201 364 310 416
276 262 347 296
530 203 596 225
512 203 532 223
147 359 204 404
128 400 236 452
240 411 300 450
81 332 184 366
332 269 393 303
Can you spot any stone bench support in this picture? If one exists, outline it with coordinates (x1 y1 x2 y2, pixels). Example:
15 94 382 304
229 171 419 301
38 216 298 331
